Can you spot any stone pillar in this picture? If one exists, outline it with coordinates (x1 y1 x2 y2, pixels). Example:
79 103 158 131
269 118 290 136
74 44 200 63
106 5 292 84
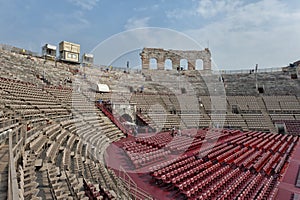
172 58 180 70
203 59 211 70
140 50 150 70
188 59 196 70
203 48 212 70
141 57 149 70
157 60 164 70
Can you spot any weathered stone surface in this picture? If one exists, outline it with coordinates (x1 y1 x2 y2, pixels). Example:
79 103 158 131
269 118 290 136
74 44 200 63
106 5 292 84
140 48 211 70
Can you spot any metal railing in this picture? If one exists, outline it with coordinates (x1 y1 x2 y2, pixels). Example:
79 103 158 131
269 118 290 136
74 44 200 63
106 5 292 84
119 166 153 200
96 103 130 135
220 67 282 74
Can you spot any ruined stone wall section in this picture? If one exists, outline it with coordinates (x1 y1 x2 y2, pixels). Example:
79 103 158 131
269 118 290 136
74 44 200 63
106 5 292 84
140 48 211 70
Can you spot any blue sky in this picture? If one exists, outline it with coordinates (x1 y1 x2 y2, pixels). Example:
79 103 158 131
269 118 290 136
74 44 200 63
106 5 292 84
1 0 300 69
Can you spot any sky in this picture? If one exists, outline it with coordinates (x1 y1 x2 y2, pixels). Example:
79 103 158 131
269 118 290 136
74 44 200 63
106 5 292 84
0 0 300 70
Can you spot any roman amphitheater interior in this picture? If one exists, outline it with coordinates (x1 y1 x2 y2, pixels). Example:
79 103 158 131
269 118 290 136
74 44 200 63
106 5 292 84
0 44 300 200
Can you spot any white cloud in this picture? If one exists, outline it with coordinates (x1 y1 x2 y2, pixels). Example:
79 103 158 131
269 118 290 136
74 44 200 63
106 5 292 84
68 0 99 10
166 9 191 20
91 28 202 66
166 0 242 20
124 17 150 30
134 4 159 12
196 0 242 18
184 0 300 69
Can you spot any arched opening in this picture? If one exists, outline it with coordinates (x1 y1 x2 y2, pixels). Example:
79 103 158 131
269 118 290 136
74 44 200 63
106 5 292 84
121 113 133 123
164 59 172 70
180 59 188 70
196 59 203 70
149 58 157 69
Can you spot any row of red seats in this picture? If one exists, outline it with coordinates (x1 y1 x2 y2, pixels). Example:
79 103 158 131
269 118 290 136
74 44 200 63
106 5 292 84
256 137 272 150
278 140 289 154
244 136 261 147
207 144 234 160
233 149 255 165
149 154 190 173
165 135 197 148
198 142 228 159
187 168 278 200
274 133 283 141
274 153 288 174
155 159 204 183
259 131 270 138
216 146 241 162
286 134 294 143
263 139 277 151
280 134 288 141
217 171 253 200
160 160 204 184
247 131 259 137
236 173 264 199
208 132 233 141
132 149 171 168
270 139 283 153
181 165 229 192
224 133 246 144
166 136 205 152
185 167 241 199
240 150 261 169
171 161 213 186
249 176 276 200
248 137 263 148
123 141 158 153
137 128 242 154
127 148 163 161
152 156 196 178
236 136 252 146
202 128 235 142
136 132 172 148
268 133 278 141
262 152 280 175
229 131 294 157
145 130 297 199
223 147 248 164
123 138 175 168
252 151 271 172
177 163 222 192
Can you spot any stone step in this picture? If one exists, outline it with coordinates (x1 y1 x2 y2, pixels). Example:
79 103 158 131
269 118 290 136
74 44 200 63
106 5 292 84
0 145 9 200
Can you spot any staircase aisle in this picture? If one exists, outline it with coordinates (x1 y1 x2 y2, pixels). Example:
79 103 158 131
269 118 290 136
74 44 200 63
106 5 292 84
257 97 277 133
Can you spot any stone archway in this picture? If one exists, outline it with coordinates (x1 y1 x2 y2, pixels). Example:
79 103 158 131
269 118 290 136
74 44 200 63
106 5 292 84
121 113 133 123
112 103 136 124
165 59 172 70
196 59 203 70
149 58 158 69
180 59 188 70
140 47 211 70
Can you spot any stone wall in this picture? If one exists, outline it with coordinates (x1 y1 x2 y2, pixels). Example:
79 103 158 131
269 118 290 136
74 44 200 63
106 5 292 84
140 47 211 70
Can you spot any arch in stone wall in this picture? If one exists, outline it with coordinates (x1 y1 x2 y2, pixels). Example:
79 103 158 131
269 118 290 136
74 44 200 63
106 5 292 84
180 59 188 70
196 59 203 70
140 47 211 70
164 59 172 70
149 58 158 69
